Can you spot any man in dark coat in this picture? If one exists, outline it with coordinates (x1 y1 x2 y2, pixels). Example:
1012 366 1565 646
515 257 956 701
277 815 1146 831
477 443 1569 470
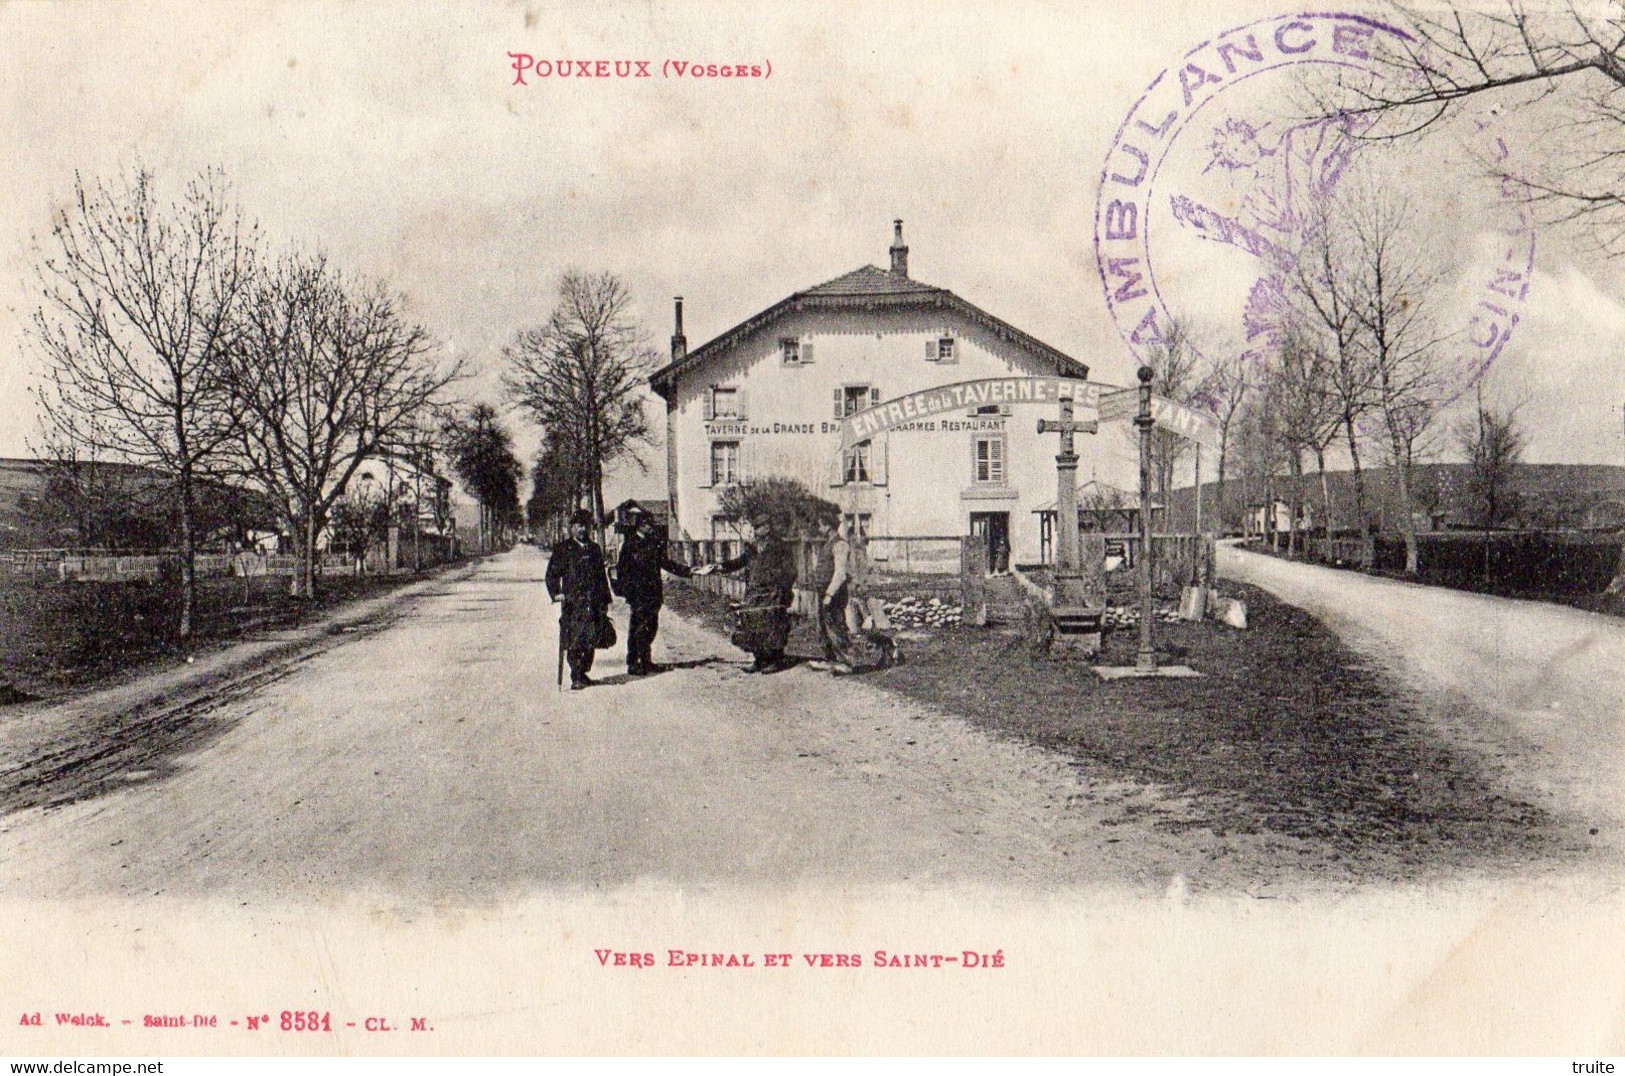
712 514 799 673
613 507 692 675
546 509 613 690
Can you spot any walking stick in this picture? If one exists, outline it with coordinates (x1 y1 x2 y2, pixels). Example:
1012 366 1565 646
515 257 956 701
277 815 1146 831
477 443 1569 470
556 602 566 693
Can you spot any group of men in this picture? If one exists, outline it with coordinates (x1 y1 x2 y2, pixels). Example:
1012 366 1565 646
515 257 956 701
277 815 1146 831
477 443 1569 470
544 505 898 690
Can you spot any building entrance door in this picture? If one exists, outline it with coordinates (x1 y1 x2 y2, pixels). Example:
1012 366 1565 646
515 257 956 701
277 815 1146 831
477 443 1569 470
969 512 1010 574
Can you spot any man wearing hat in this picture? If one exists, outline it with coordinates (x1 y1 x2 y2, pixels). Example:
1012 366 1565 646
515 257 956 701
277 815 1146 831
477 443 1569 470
613 506 692 675
546 509 613 690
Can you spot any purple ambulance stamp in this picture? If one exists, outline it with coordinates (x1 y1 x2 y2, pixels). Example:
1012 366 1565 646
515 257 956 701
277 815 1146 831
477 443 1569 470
1094 11 1535 400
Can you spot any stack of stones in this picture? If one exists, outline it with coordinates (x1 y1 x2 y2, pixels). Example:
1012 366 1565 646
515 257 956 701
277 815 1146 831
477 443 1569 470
880 596 964 630
1101 604 1181 629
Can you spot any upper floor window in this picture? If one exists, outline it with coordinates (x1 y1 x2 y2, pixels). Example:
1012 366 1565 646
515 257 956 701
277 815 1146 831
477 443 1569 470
780 338 814 365
834 384 880 419
705 385 743 421
926 336 958 362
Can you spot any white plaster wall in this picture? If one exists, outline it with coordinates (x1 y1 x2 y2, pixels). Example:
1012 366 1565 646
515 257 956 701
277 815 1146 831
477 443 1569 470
669 304 1094 562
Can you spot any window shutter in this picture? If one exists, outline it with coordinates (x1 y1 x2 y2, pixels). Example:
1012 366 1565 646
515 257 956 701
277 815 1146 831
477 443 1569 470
868 386 881 410
833 388 844 420
872 439 887 486
991 438 1006 485
737 389 749 421
700 444 714 488
925 339 937 360
802 340 815 364
703 388 714 422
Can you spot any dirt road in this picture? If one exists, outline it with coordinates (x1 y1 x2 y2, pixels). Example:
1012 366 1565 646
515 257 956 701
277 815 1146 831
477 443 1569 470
1220 544 1625 839
0 546 1212 901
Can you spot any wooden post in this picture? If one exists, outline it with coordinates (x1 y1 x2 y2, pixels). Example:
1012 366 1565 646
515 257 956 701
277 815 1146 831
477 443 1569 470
1194 448 1203 537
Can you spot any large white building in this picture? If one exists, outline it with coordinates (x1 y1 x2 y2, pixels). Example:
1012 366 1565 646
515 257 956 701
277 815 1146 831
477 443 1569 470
649 223 1093 566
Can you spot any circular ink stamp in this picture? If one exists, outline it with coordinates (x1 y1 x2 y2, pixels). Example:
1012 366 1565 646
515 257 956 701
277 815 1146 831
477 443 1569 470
1094 12 1535 403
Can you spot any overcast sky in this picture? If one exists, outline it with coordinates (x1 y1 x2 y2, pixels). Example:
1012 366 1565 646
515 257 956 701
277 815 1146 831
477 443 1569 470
3 0 1622 501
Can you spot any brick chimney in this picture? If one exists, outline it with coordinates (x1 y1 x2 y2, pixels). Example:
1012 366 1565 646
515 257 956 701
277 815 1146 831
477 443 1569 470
889 219 909 277
670 296 686 363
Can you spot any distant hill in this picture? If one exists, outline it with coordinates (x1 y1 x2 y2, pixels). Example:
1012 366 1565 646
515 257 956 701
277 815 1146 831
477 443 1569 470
1161 462 1625 534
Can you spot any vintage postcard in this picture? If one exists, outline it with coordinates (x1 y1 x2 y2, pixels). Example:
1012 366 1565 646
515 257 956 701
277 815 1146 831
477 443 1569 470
2 0 1624 1057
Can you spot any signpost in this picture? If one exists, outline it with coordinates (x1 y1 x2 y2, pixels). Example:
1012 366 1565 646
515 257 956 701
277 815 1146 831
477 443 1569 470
836 376 1100 449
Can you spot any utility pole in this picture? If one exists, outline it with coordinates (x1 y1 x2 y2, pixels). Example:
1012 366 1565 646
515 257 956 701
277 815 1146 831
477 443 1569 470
1136 365 1158 673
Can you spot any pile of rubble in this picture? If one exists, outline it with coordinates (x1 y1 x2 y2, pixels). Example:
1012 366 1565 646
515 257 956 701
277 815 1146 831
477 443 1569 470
881 596 963 629
1101 604 1183 628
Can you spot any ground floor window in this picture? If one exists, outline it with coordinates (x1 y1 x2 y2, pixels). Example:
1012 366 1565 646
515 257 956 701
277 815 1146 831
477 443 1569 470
843 512 872 539
710 440 740 486
843 440 872 484
973 435 1006 485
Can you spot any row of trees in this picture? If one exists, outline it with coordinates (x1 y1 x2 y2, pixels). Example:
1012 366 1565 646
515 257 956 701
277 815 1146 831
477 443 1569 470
30 168 463 634
506 271 659 539
1149 178 1529 574
1141 1 1625 573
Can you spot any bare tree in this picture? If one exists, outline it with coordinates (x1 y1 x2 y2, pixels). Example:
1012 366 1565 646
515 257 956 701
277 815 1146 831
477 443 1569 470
1288 192 1377 532
1145 319 1207 512
1234 390 1291 545
1349 192 1453 573
505 271 659 536
443 403 524 552
1196 350 1251 533
1326 2 1625 253
1262 324 1340 553
1456 382 1530 528
528 427 590 541
224 254 460 598
29 168 256 638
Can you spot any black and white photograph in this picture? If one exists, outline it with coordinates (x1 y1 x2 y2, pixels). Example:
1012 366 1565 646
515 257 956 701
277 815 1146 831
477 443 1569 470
2 0 1624 1058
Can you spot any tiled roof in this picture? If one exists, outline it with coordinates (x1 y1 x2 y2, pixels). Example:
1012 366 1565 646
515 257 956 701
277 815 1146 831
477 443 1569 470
801 265 943 298
649 264 1086 392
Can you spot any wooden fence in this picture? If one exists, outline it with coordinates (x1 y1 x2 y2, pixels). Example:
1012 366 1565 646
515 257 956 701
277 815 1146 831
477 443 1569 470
1 548 446 586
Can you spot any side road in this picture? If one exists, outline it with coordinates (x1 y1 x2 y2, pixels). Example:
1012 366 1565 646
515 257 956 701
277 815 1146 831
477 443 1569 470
0 561 479 813
1219 542 1625 841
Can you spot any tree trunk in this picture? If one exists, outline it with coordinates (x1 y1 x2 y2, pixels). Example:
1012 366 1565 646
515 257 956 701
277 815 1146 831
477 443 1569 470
1287 453 1304 556
1316 447 1331 542
177 469 197 641
302 504 319 600
1389 430 1420 576
1264 472 1276 548
1344 415 1366 531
